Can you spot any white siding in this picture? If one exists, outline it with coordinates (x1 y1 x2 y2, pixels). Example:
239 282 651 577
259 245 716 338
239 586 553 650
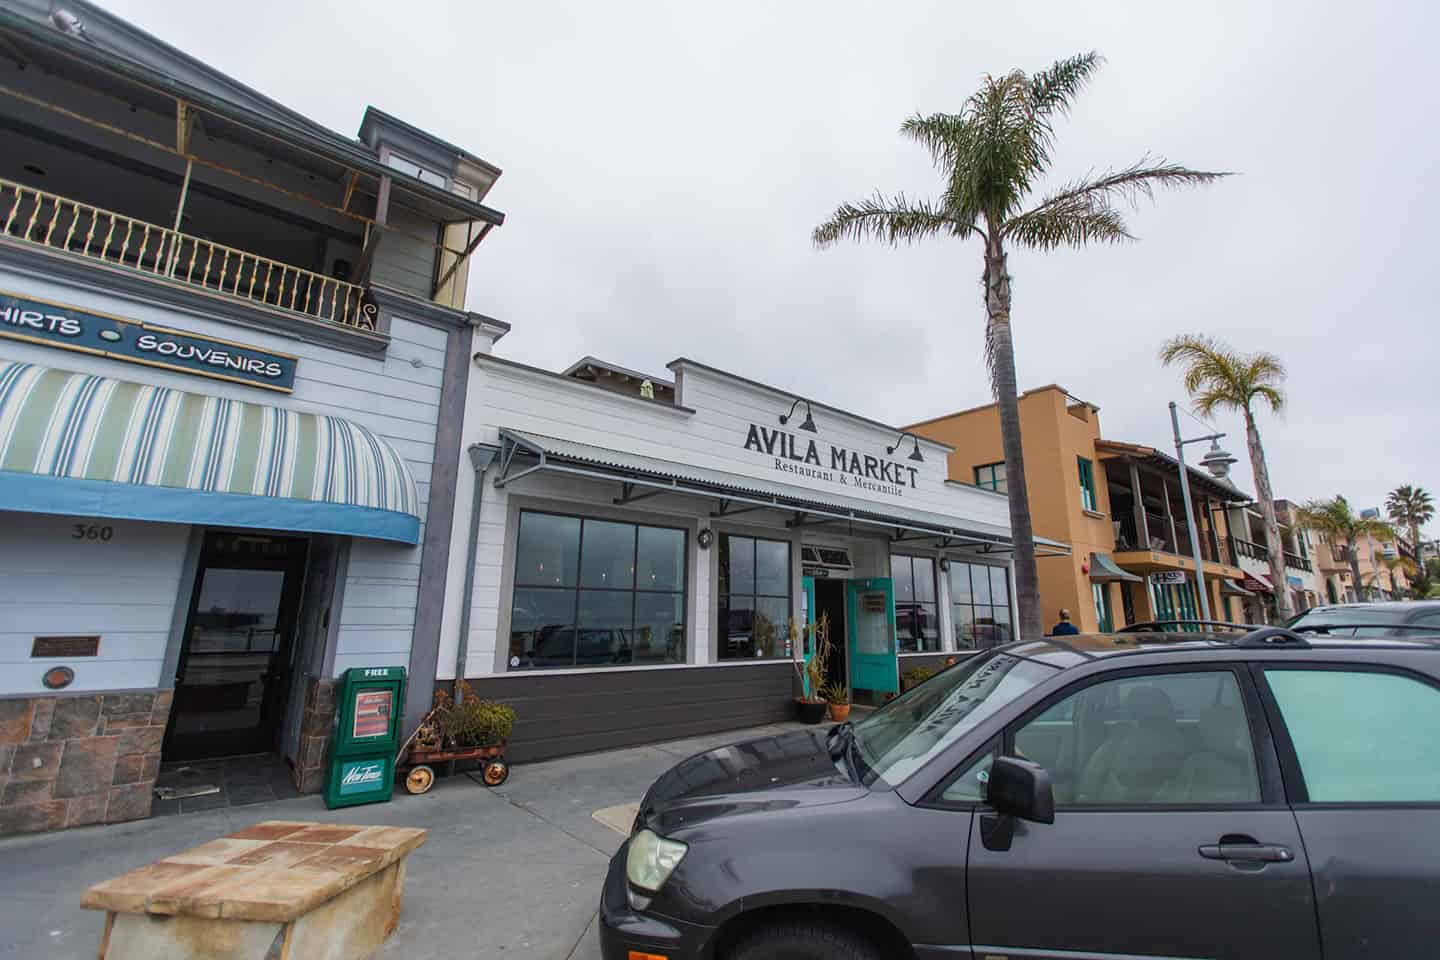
0 270 448 679
439 358 1015 682
0 513 188 694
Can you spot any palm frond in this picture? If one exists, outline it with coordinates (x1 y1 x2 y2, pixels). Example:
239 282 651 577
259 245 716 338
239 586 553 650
900 112 972 174
1159 333 1286 417
811 194 965 248
1003 204 1131 250
1025 159 1230 226
1029 52 1103 120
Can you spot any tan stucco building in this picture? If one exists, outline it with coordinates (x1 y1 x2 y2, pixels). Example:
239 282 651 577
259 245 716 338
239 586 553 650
907 385 1254 632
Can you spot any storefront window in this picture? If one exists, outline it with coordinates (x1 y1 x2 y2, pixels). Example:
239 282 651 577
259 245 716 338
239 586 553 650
719 534 791 659
892 555 940 652
509 511 687 669
950 562 1013 649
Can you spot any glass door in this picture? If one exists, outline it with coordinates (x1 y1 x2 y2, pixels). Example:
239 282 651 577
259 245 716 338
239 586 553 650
164 532 308 761
847 577 898 694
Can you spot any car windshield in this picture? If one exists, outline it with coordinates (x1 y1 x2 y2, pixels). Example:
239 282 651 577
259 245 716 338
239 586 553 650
1285 607 1436 638
852 650 1054 787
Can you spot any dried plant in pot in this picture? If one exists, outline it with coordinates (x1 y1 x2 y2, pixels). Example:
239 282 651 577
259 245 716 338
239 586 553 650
792 614 832 724
821 682 850 722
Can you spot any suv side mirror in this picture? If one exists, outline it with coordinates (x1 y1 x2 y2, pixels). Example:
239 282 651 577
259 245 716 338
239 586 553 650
988 756 1055 824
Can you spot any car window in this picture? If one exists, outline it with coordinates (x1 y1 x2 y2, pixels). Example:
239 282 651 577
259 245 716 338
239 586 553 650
853 651 1053 787
940 742 999 803
1265 669 1440 802
1012 671 1259 806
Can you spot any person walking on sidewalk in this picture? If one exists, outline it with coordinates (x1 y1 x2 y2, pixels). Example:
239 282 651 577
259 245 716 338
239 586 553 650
1049 609 1080 636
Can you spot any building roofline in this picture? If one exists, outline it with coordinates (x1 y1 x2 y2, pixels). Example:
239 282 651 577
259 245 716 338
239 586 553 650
360 106 502 178
901 383 1097 431
0 8 506 226
475 354 696 415
667 357 954 453
562 356 674 387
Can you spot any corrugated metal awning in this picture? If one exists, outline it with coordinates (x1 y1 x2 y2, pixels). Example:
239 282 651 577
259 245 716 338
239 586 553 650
1090 552 1143 582
0 360 420 543
493 427 1070 556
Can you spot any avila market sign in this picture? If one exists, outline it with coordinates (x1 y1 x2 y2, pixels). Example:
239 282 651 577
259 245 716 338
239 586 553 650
0 291 297 392
742 423 918 497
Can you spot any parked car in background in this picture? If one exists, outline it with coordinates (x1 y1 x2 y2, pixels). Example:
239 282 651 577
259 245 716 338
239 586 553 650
600 627 1440 960
1286 600 1440 637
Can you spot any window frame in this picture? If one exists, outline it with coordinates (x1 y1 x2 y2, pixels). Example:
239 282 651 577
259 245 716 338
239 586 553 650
949 561 1014 650
1077 456 1098 512
974 461 1007 493
891 553 942 654
507 508 690 671
1251 661 1440 808
717 532 793 661
924 662 1287 811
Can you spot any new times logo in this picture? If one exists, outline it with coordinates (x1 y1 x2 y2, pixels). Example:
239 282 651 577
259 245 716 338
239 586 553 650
342 762 384 787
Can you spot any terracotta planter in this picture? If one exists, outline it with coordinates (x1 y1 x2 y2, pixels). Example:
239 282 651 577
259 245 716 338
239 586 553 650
828 703 851 723
794 698 828 724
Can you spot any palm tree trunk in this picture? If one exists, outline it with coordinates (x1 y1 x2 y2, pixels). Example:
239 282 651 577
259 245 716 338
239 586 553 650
1245 409 1293 620
1348 539 1364 603
983 233 1043 641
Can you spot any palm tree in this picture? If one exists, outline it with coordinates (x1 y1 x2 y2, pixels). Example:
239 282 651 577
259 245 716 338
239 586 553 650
812 52 1227 639
1159 336 1292 618
1294 496 1396 603
1366 554 1418 600
1385 485 1434 570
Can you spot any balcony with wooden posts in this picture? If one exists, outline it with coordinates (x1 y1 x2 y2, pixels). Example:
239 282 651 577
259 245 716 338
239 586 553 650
0 178 376 330
0 11 504 346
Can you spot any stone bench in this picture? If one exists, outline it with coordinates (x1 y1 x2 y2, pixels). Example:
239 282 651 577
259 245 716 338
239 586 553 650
81 820 426 960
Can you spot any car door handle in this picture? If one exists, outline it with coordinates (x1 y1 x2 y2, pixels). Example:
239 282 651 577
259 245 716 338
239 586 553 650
1198 842 1294 863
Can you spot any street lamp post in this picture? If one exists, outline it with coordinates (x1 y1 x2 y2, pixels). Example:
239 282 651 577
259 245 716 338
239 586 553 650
1169 402 1236 623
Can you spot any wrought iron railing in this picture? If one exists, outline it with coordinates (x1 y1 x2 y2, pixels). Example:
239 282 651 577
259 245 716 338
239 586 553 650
0 178 375 330
1284 552 1313 572
1230 537 1270 562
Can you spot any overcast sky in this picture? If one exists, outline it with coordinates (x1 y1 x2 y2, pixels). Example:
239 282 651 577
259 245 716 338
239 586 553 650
109 0 1439 534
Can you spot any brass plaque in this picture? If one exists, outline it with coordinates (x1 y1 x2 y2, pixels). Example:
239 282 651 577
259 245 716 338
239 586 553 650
862 593 888 613
31 635 100 657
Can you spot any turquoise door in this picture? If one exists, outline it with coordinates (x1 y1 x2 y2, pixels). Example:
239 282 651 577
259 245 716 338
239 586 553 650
847 578 898 694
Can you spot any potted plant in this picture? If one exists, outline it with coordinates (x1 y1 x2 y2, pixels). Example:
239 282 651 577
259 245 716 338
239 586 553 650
436 683 516 749
404 683 517 793
821 682 850 722
901 666 936 691
792 614 831 724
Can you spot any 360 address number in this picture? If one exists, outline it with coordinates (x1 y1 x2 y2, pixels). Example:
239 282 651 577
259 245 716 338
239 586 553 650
71 524 114 542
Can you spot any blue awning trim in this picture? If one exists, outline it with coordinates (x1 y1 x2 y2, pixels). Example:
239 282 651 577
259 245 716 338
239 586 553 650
0 470 420 544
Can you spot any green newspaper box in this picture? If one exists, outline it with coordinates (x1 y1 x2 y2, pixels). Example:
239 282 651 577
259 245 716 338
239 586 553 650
323 666 407 810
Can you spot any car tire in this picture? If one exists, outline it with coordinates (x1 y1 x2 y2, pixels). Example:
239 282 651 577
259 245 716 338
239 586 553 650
729 921 882 960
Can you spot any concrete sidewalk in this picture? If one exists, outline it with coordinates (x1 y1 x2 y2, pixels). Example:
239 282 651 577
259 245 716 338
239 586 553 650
0 720 809 960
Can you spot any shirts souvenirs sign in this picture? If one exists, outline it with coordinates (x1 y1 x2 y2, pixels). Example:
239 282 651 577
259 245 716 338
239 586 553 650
0 291 298 392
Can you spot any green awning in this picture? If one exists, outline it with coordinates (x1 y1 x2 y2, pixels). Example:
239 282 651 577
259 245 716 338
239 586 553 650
0 359 420 543
1090 552 1143 583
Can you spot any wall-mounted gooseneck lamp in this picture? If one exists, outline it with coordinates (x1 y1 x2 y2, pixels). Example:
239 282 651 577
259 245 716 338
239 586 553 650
779 398 817 433
886 431 925 463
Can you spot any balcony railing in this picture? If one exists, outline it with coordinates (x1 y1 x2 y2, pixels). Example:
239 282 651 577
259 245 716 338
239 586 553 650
0 178 375 331
1229 537 1270 562
1284 552 1313 572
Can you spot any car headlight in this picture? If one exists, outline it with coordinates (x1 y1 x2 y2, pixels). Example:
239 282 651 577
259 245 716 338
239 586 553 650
626 828 688 892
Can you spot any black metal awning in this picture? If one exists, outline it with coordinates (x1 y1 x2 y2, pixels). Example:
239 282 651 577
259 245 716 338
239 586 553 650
1090 552 1143 583
491 428 1071 557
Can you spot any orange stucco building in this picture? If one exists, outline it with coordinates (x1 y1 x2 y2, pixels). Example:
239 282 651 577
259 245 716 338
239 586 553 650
907 386 1253 632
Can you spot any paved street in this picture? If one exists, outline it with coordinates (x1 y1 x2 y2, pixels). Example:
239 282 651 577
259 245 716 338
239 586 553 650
0 721 808 960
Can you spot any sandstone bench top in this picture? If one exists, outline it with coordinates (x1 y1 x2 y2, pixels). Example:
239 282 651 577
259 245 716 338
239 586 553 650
80 820 427 923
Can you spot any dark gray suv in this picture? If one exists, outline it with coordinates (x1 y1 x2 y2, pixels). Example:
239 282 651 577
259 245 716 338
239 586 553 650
599 627 1440 959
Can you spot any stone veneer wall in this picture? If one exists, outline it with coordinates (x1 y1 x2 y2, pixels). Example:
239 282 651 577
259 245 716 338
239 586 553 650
0 691 173 835
293 678 335 794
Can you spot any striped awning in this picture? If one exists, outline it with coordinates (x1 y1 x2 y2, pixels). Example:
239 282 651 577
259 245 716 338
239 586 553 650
0 360 420 543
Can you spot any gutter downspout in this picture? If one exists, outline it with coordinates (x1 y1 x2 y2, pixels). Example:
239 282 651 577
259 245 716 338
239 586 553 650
454 442 499 694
